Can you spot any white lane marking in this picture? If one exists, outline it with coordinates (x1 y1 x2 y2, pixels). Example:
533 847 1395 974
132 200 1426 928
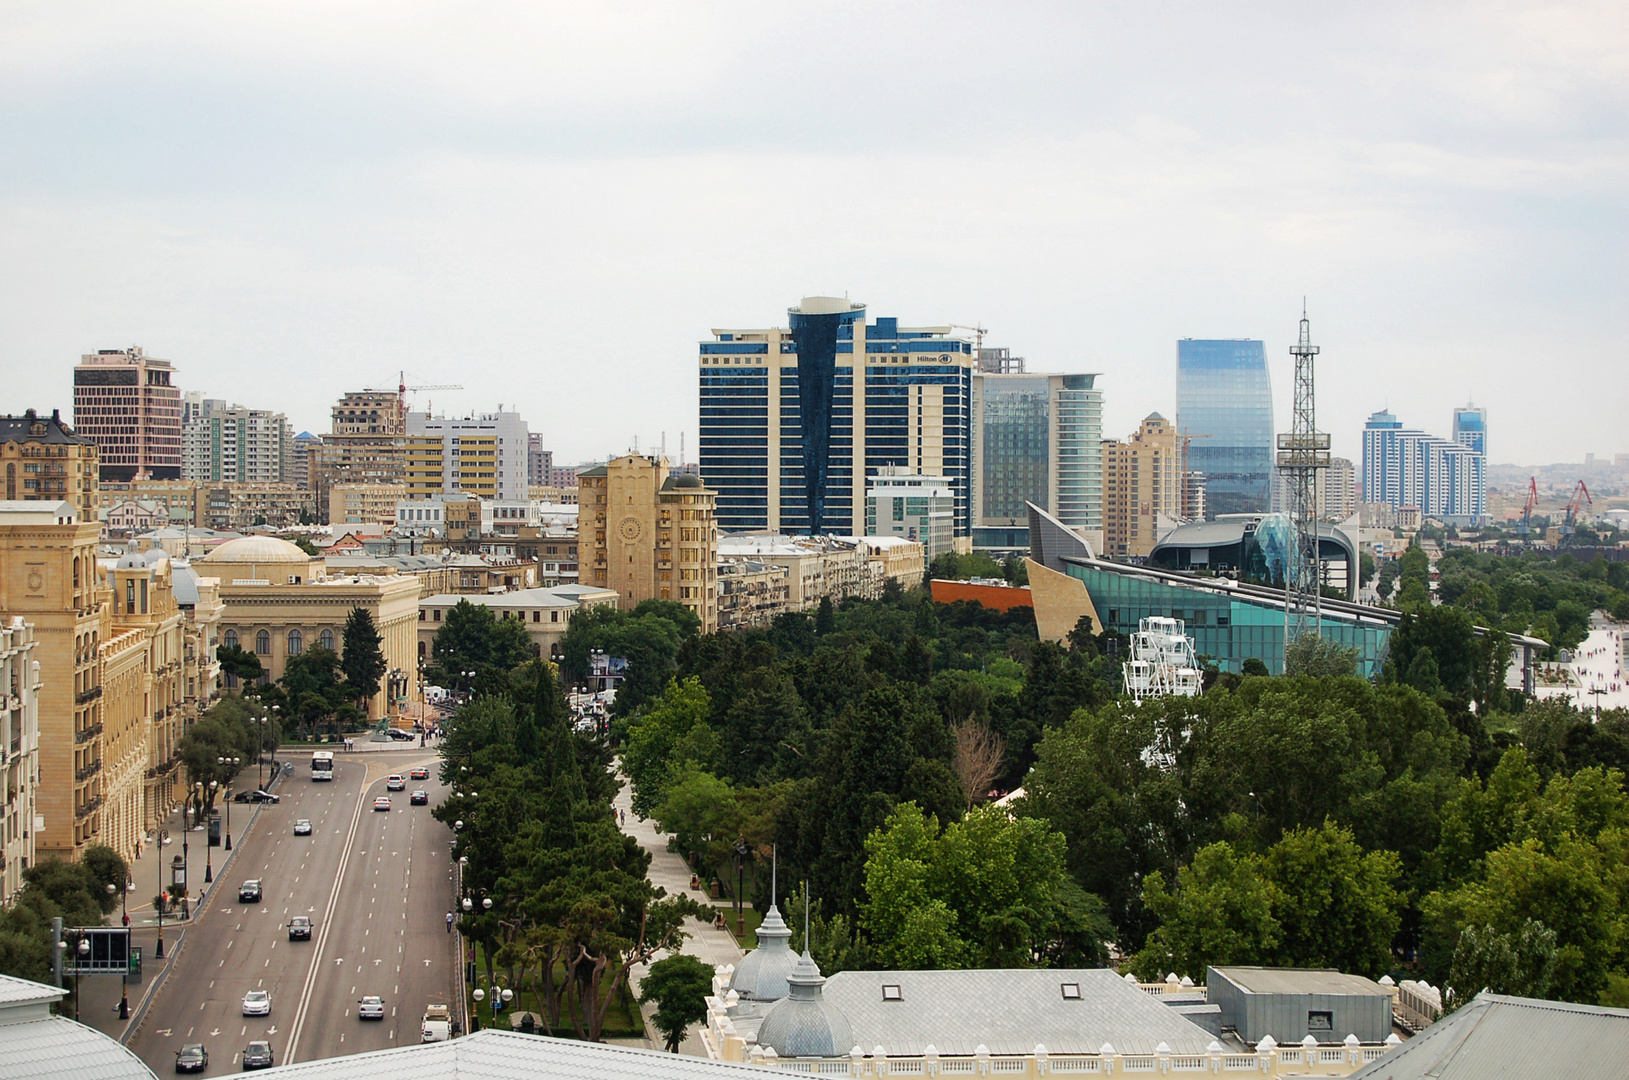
284 767 377 1064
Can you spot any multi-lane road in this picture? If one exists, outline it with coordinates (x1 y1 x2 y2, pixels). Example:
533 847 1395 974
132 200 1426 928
128 750 460 1074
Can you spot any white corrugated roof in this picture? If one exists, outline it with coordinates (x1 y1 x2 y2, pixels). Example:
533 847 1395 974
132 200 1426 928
255 1029 764 1078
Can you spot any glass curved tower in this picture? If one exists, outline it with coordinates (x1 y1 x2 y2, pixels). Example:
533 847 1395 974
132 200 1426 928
1176 339 1273 517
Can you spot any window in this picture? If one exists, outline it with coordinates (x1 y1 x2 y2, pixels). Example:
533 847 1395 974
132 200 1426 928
223 629 239 650
1307 1011 1333 1032
255 630 270 655
1060 983 1082 1000
320 629 335 651
288 630 303 656
881 985 903 1002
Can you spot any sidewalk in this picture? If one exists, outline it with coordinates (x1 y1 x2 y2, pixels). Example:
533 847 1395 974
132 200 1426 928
74 764 289 1043
613 776 745 1056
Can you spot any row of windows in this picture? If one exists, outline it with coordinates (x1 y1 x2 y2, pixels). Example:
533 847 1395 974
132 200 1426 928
222 627 335 655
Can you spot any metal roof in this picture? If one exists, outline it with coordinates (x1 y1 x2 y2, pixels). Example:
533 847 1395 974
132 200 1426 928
254 1029 764 1079
0 973 61 1007
818 968 1216 1057
421 589 578 609
1347 993 1629 1080
1212 967 1392 997
0 1014 157 1080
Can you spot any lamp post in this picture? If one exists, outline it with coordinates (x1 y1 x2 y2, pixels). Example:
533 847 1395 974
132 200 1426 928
734 837 750 938
205 780 217 883
74 935 88 1021
107 882 130 1019
156 830 169 958
218 756 239 848
471 988 484 1032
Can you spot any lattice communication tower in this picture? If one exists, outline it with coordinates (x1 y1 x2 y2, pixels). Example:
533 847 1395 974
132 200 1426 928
1277 303 1330 662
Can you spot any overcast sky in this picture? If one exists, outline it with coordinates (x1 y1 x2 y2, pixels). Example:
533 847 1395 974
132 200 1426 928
2 2 1624 467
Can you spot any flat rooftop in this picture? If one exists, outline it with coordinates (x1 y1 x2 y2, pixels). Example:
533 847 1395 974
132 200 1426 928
1213 967 1391 997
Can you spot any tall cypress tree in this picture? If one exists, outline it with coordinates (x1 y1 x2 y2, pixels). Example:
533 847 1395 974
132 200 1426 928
340 607 387 711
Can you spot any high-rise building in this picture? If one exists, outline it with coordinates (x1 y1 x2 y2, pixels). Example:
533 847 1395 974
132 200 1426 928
699 297 974 541
407 409 529 501
1 409 100 521
182 401 293 484
1362 410 1485 521
1271 455 1358 521
291 432 322 491
578 454 717 632
1176 339 1273 517
1102 413 1187 559
307 391 407 523
1452 403 1487 456
971 372 1104 541
72 347 183 481
865 468 956 559
528 434 553 488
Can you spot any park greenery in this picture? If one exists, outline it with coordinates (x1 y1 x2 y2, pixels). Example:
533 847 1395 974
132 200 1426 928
433 657 703 1041
589 562 1629 1009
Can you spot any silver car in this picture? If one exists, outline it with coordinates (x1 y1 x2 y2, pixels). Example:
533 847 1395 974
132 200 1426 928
242 989 271 1016
357 995 385 1020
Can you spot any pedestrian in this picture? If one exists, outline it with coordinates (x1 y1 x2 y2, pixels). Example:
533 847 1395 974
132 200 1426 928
446 911 455 934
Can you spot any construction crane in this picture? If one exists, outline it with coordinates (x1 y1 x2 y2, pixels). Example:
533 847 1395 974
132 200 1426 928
364 370 463 420
949 324 990 356
1518 477 1539 543
1560 480 1593 539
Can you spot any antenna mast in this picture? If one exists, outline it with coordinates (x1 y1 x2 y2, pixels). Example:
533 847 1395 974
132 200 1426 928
1277 301 1330 665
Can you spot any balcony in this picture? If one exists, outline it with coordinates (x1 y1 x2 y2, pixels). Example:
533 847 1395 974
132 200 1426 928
74 686 102 706
75 795 103 820
75 760 102 783
74 722 102 745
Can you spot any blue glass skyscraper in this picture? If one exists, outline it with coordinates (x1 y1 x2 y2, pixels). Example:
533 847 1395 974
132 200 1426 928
1176 339 1274 517
699 298 973 537
1452 403 1487 456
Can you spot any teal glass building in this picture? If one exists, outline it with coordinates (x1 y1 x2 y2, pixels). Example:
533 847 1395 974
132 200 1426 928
1176 339 1273 517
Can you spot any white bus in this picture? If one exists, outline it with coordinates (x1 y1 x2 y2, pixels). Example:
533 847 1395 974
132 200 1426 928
311 750 334 781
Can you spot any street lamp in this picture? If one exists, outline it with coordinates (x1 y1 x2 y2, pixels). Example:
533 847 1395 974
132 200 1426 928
471 988 484 1032
218 756 240 849
205 780 218 883
734 837 751 937
74 935 88 1021
156 830 169 958
107 882 130 1019
256 714 270 788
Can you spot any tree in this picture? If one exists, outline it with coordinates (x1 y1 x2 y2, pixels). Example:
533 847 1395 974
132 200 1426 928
951 720 1005 811
216 643 263 686
1283 634 1359 678
622 677 714 816
1241 657 1270 677
1262 821 1402 978
814 595 836 636
341 606 387 710
426 599 538 689
639 954 716 1052
1446 921 1557 1009
1132 842 1280 981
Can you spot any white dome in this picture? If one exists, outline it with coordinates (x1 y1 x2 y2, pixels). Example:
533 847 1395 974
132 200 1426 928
203 536 310 564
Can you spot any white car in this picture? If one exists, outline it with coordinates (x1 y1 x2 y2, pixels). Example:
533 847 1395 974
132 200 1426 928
357 995 385 1020
386 775 406 791
242 990 271 1016
293 819 312 836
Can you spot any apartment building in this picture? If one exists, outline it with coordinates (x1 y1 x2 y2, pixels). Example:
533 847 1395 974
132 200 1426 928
579 454 718 632
2 410 100 521
182 401 293 484
0 617 40 905
1102 413 1189 559
406 409 529 501
73 348 183 482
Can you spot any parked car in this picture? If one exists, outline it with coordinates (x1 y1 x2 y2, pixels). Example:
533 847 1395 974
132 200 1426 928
357 995 385 1020
373 796 391 812
242 990 271 1017
288 916 312 941
386 775 406 791
409 767 429 781
174 1044 208 1073
293 819 312 836
409 790 429 806
387 728 416 741
242 1041 275 1070
233 789 280 804
238 880 263 903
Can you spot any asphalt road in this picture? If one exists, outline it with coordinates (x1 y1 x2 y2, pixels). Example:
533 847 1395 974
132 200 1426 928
128 750 460 1075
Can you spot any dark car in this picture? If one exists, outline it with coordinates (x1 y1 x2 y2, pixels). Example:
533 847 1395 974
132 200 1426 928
288 916 312 941
233 789 280 804
238 879 263 903
242 1040 274 1070
387 728 415 741
409 790 429 805
175 1044 208 1073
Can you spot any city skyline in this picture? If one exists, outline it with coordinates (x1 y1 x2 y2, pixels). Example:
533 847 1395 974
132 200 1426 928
3 5 1624 467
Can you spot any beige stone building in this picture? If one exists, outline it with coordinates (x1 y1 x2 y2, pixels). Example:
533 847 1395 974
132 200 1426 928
2 409 100 522
1 616 41 906
97 478 203 526
417 584 618 665
715 561 791 630
0 501 114 860
199 537 420 722
716 534 880 611
579 455 718 632
1102 413 1187 559
309 391 408 523
328 482 408 528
